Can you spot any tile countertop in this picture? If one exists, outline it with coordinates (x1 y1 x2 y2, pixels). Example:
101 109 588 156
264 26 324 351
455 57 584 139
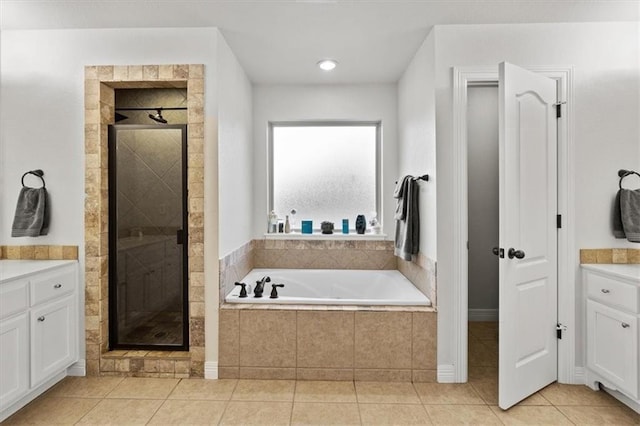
0 259 77 284
581 263 640 284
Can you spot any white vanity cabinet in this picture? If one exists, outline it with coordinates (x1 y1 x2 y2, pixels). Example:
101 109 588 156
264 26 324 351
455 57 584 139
583 264 640 413
0 260 79 422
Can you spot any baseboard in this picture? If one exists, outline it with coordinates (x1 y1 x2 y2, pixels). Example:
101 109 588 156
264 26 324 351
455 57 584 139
468 309 498 322
204 361 218 379
573 367 585 385
66 359 86 377
437 364 456 383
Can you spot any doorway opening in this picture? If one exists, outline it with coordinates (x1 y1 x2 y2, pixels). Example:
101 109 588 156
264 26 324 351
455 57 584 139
467 84 499 385
451 65 574 406
108 124 189 350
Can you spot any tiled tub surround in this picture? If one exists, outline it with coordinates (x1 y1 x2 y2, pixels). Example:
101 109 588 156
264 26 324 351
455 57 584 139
398 252 437 307
219 239 436 303
219 308 437 382
84 64 205 378
218 239 437 382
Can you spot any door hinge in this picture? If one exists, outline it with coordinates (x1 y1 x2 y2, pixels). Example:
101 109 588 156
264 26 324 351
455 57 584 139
554 101 566 119
556 323 567 339
557 214 562 229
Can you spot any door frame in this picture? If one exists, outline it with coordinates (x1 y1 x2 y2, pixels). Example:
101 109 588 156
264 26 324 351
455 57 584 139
451 66 577 384
107 123 190 351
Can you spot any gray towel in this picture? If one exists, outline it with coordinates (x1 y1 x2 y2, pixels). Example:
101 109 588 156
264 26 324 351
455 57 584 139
394 176 411 220
613 190 626 238
394 178 420 261
11 187 50 237
620 188 640 243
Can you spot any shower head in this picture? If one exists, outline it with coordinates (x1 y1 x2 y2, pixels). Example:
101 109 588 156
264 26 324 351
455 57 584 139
149 109 168 124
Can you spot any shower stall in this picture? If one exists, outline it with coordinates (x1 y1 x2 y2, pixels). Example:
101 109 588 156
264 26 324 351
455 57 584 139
108 124 189 350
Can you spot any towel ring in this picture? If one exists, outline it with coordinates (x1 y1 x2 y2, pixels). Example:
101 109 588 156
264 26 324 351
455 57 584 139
618 169 640 190
21 170 46 189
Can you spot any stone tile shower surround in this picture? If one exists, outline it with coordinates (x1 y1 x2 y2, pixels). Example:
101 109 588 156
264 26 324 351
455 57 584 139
84 64 205 378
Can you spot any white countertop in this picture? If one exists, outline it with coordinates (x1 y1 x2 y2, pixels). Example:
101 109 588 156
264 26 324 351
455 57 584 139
0 260 77 284
581 263 640 283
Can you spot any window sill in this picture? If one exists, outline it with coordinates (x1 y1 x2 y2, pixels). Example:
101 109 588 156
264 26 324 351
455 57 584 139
263 232 388 241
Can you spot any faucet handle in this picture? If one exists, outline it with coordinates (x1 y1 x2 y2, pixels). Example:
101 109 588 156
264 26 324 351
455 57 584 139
234 282 248 298
270 283 285 299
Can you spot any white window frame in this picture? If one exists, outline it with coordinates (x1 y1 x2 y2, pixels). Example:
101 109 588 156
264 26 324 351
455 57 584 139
267 120 382 231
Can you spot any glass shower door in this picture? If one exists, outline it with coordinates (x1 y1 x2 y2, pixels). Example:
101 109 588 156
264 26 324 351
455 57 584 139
108 125 188 350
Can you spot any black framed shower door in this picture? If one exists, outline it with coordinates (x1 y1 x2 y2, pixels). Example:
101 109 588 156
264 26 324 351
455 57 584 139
108 124 189 351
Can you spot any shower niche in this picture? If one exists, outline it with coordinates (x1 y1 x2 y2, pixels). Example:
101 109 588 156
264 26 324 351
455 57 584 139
108 88 189 350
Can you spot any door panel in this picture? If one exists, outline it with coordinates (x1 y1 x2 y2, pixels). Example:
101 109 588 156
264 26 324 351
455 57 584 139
108 124 188 350
499 62 558 409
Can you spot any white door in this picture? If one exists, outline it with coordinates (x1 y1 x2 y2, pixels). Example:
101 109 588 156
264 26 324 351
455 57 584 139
498 62 558 409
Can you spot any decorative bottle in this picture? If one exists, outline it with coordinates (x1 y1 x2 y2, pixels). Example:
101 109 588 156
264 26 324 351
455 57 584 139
285 215 291 233
268 210 278 233
355 215 366 234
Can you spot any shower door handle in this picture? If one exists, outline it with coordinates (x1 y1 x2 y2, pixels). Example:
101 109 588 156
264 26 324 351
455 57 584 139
176 229 184 245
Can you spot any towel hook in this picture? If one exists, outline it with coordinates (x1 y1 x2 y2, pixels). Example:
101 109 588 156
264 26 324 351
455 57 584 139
21 169 46 189
618 169 640 190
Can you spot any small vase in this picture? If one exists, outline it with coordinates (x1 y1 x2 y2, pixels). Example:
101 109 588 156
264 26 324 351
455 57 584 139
321 221 334 234
355 215 366 234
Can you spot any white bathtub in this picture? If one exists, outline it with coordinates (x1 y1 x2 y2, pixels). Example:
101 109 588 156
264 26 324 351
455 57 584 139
225 269 431 306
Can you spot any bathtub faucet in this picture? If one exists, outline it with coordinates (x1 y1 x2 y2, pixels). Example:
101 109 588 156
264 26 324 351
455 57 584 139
254 276 271 298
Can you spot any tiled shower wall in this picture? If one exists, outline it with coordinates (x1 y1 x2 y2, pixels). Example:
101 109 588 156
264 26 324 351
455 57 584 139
84 64 205 378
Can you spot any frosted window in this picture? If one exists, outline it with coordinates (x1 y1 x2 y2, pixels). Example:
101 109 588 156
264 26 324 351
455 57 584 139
271 124 378 230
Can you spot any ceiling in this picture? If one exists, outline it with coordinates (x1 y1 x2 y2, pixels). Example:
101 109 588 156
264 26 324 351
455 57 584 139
1 1 637 84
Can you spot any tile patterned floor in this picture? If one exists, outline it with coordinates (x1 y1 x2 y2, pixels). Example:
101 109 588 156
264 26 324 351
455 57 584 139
3 322 639 425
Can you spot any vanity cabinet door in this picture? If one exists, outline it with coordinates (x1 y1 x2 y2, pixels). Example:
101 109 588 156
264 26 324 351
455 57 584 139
586 300 638 398
30 295 77 388
0 313 29 411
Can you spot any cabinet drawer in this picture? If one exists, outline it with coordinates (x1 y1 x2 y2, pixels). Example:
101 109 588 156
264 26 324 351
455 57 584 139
586 272 639 313
30 267 76 306
0 279 29 320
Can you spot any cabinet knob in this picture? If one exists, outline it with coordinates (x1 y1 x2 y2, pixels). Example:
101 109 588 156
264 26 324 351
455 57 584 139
600 289 610 294
621 323 630 328
54 283 62 289
37 316 45 322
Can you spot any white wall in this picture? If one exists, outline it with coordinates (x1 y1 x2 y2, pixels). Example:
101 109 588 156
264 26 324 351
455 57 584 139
252 84 398 238
397 30 437 261
0 26 222 367
433 22 640 370
467 86 499 312
216 35 253 258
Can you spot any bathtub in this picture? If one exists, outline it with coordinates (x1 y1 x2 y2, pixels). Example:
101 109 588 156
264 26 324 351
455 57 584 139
225 268 431 306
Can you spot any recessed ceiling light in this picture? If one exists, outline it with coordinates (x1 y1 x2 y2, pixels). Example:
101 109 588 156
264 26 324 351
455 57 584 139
317 59 338 71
